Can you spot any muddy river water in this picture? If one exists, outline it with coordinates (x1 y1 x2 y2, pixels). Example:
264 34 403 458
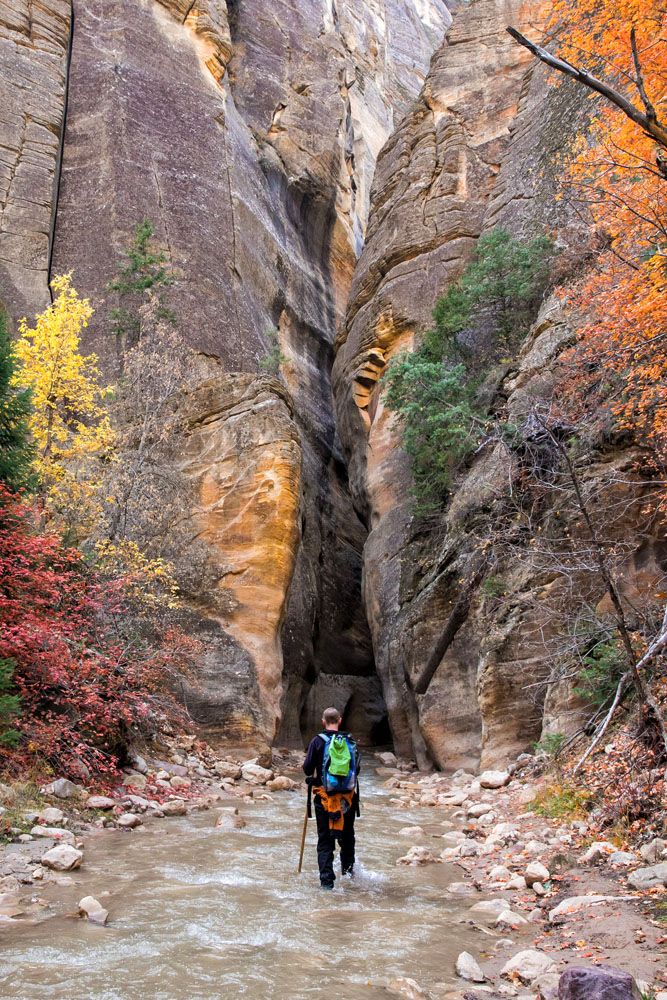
0 775 490 998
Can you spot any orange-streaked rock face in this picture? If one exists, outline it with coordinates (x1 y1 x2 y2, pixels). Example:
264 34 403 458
180 373 301 741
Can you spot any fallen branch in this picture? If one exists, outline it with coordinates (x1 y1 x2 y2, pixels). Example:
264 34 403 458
573 671 632 774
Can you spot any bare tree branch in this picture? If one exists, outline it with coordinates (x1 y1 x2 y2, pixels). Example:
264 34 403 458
631 26 658 123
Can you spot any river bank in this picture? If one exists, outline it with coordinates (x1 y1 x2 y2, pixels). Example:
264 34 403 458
0 738 665 998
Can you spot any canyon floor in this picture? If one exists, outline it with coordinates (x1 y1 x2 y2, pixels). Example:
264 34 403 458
0 739 665 999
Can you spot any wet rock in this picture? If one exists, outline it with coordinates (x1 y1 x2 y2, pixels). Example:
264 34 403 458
456 951 485 982
627 863 667 890
460 840 480 857
30 826 75 844
40 845 83 871
86 796 116 810
215 808 246 830
117 814 142 829
266 776 299 792
470 899 509 919
396 846 440 865
37 807 65 825
159 799 187 817
386 977 432 999
399 826 425 838
41 778 81 799
639 838 666 863
557 965 641 1000
501 950 557 984
479 770 510 789
581 841 616 864
78 896 108 925
525 861 550 886
241 762 274 785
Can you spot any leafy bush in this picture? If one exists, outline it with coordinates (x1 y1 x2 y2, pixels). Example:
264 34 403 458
0 312 33 492
533 781 594 819
533 732 566 756
575 636 626 708
0 658 20 748
259 327 287 376
109 221 173 354
383 228 552 511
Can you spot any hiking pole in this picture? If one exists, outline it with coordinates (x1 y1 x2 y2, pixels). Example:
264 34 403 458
297 800 308 874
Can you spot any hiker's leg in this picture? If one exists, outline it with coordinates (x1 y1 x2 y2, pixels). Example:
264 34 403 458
314 798 336 887
339 809 356 876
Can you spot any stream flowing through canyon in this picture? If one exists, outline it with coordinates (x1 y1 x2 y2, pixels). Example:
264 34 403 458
0 772 485 999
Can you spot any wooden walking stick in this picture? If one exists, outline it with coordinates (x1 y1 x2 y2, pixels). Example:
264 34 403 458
297 800 309 874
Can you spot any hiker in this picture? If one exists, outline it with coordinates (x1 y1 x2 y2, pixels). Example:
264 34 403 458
303 707 360 890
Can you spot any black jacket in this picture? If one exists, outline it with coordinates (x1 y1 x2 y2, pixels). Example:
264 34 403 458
303 730 360 787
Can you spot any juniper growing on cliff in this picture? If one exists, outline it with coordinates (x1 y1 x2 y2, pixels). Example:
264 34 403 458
0 312 34 493
108 221 174 360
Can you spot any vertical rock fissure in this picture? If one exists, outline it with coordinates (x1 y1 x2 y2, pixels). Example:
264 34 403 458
47 0 75 298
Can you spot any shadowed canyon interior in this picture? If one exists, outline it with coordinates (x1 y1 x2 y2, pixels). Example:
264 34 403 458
0 1 662 766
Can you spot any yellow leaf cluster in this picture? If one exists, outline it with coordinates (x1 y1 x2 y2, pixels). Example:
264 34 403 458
94 539 181 610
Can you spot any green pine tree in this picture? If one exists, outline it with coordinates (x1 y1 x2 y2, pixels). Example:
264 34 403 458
108 220 174 356
0 658 20 748
0 311 34 492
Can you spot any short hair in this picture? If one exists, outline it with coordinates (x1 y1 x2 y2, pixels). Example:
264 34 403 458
322 707 342 725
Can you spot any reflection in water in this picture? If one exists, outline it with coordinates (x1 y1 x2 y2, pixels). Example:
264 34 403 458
0 775 484 998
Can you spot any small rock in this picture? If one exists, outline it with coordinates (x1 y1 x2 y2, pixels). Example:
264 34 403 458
399 826 425 838
581 841 616 864
639 838 666 864
30 826 75 844
396 846 440 865
169 775 191 789
86 796 116 810
213 761 242 780
378 751 398 767
607 851 636 868
121 773 147 789
456 951 485 983
501 950 557 984
386 977 432 999
557 965 642 1000
468 802 493 818
496 910 528 929
470 899 509 918
489 864 512 882
479 770 510 789
525 861 550 886
627 862 667 890
161 799 187 816
40 845 83 871
266 776 299 792
549 895 623 921
37 807 64 825
215 810 246 830
117 813 142 829
129 753 149 774
78 895 108 925
506 875 527 890
241 762 274 785
533 882 547 896
41 778 81 799
438 790 469 807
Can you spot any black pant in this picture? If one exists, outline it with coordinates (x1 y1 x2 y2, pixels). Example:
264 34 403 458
314 796 356 887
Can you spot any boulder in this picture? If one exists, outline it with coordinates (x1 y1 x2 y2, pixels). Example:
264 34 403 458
30 826 75 844
456 951 485 982
396 846 440 865
639 838 666 864
607 851 636 868
627 863 667 890
40 845 83 871
87 796 116 810
501 950 557 984
557 965 641 1000
496 910 528 929
78 896 109 925
525 861 550 886
41 778 81 799
117 814 142 829
479 770 510 789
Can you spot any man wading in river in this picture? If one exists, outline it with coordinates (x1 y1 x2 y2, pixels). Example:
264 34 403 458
303 707 360 890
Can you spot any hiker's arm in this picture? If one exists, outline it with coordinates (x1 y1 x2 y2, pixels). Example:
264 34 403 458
302 737 318 776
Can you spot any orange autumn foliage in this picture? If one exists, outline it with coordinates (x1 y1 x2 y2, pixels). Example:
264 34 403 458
549 0 667 471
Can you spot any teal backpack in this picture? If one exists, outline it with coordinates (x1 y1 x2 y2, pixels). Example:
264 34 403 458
320 732 359 794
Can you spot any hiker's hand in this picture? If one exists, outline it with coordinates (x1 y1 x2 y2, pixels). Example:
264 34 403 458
304 775 317 786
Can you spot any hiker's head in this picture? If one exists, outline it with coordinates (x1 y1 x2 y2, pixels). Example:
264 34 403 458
322 707 342 730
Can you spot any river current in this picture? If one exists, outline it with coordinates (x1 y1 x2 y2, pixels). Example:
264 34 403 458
0 772 486 998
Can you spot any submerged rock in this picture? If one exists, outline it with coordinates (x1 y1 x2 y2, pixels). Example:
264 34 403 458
396 846 440 865
78 896 109 925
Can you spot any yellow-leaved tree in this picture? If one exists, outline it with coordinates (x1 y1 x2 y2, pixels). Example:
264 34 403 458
12 273 114 535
